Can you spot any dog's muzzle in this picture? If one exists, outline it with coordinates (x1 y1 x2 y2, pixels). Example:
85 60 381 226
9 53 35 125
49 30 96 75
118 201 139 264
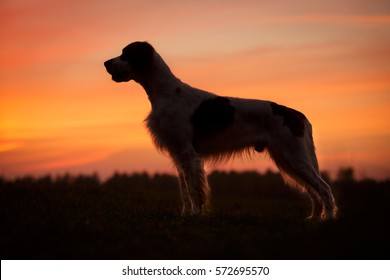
104 59 130 82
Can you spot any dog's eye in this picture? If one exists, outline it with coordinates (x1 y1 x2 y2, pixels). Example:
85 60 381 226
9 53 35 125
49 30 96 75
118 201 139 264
120 49 130 61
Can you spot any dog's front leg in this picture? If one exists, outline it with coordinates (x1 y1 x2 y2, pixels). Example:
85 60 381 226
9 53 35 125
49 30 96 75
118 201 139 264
177 169 193 215
174 150 210 215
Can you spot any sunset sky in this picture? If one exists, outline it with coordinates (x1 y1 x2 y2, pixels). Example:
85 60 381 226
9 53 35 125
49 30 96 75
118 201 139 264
1 0 389 180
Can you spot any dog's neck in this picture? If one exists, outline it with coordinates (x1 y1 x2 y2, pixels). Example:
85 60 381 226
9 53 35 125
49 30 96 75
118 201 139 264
136 53 181 107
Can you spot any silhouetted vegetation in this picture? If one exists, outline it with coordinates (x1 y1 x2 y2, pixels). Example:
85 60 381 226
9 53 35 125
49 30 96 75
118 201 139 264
1 169 389 259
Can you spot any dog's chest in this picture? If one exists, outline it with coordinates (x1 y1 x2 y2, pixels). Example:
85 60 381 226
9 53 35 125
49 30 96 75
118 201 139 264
145 102 193 150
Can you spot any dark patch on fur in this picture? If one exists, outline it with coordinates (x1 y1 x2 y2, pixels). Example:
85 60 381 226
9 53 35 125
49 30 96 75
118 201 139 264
191 97 235 150
270 102 306 137
121 41 154 71
176 87 181 94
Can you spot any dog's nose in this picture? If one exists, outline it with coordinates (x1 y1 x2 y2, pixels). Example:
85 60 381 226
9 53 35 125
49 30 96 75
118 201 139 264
104 60 112 69
104 59 114 74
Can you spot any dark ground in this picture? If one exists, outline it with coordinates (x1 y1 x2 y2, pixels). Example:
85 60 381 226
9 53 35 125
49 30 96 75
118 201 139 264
1 170 389 260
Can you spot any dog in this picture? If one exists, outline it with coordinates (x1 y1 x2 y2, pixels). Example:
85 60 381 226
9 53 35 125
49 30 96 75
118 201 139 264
104 41 337 220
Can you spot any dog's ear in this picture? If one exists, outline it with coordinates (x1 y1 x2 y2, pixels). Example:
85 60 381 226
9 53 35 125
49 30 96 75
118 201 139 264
122 41 155 72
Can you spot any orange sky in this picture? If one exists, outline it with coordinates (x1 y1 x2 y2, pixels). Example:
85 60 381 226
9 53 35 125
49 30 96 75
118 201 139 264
1 0 390 180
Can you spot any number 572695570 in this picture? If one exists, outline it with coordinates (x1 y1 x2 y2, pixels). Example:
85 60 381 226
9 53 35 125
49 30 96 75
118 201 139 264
215 267 269 276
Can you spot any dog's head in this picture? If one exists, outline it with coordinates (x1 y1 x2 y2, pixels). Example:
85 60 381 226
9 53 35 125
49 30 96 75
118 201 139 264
104 41 155 83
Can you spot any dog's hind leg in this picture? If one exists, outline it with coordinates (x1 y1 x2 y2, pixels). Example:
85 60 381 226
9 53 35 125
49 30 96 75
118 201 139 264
305 187 324 220
298 171 336 220
173 149 210 215
267 133 337 220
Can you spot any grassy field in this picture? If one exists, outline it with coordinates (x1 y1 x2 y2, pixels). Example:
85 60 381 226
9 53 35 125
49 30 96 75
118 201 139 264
1 171 389 260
